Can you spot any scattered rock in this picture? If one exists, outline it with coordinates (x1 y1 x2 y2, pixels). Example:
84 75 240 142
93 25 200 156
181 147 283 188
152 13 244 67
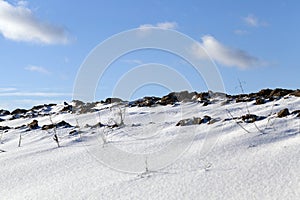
255 98 265 105
56 120 72 128
0 126 10 130
174 91 197 102
277 108 290 118
241 114 259 123
11 108 28 115
27 120 39 129
42 124 55 130
60 105 72 113
159 92 179 105
192 92 209 101
102 98 123 104
15 124 26 129
290 90 300 97
0 109 10 116
201 115 212 123
291 110 300 115
176 117 202 126
270 88 293 98
202 101 210 106
69 129 78 135
258 88 273 98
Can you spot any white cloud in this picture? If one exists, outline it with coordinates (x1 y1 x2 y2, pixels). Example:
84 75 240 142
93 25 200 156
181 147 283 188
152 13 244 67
0 0 70 44
192 35 262 69
0 87 17 92
243 14 268 27
25 65 50 74
139 22 178 30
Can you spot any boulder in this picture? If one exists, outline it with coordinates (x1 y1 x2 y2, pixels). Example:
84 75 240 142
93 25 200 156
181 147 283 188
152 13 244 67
176 117 202 126
56 120 72 128
102 98 123 104
277 108 290 118
60 105 72 112
11 108 27 115
27 120 39 129
42 124 55 130
159 92 178 105
270 88 293 97
0 126 10 130
0 109 10 116
201 115 212 123
290 90 300 97
255 98 265 105
258 88 273 98
241 114 259 123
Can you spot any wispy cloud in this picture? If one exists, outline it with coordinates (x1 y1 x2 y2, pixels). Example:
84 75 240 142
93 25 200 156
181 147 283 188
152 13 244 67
0 87 17 92
25 65 50 74
192 35 264 69
243 14 268 27
0 0 70 44
139 22 178 30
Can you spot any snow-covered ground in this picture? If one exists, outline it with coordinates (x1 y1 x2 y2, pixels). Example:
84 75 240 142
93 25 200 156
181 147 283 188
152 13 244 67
0 95 299 199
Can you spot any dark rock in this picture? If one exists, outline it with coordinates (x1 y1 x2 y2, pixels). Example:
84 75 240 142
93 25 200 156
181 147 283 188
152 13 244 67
258 89 273 98
11 108 27 115
15 124 26 129
270 88 293 97
202 101 210 106
241 114 259 123
0 109 10 116
103 98 123 104
201 115 211 123
174 91 197 102
69 130 78 135
255 98 265 105
42 124 55 130
31 105 44 110
291 110 300 116
277 108 290 118
60 105 72 113
56 120 72 128
193 92 209 101
176 117 202 126
0 126 10 130
159 92 179 105
0 118 4 122
290 90 300 97
27 120 39 129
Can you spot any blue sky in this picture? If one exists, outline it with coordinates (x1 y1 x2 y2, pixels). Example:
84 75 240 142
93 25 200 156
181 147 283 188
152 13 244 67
0 0 299 110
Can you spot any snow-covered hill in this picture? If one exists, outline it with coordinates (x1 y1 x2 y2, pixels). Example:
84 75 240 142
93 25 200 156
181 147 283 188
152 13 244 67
0 89 299 199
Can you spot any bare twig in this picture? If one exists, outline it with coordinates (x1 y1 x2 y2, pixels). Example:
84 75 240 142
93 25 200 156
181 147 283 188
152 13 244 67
226 109 250 133
18 132 22 147
50 116 60 147
238 80 265 134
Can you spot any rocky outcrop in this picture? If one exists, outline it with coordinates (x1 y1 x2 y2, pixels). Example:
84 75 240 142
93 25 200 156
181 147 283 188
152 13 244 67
27 120 39 129
0 109 10 116
11 108 28 115
42 120 72 130
277 108 290 118
176 116 212 126
0 126 10 130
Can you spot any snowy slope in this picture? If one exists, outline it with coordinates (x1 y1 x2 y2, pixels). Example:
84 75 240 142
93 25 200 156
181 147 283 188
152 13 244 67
0 94 299 200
